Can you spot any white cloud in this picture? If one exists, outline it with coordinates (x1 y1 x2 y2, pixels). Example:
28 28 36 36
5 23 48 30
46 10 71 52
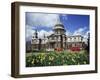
72 27 89 44
26 24 53 41
73 27 87 35
84 31 89 38
38 30 53 39
26 13 60 27
83 31 89 44
26 25 35 41
65 31 71 36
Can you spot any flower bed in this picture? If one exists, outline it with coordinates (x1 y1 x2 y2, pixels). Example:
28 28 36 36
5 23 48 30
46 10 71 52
55 48 63 51
70 47 80 51
26 50 89 67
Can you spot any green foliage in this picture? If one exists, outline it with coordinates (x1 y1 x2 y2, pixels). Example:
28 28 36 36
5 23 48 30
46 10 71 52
26 50 89 67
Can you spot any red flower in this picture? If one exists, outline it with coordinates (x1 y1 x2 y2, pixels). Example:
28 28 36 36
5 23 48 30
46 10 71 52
55 48 63 51
70 47 80 52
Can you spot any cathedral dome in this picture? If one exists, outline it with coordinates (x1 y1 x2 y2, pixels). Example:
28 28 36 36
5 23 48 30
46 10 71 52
53 22 66 35
53 21 65 30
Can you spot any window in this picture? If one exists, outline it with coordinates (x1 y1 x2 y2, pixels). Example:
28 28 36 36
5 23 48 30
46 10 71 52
74 37 76 41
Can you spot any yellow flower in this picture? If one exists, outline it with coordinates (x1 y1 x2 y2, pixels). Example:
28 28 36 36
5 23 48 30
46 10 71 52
78 63 80 65
36 59 39 62
84 61 86 64
48 62 51 64
38 55 41 59
31 59 34 64
49 56 54 61
72 58 75 62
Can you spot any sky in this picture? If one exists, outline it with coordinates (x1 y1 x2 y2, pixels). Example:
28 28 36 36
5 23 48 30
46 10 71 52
25 12 89 42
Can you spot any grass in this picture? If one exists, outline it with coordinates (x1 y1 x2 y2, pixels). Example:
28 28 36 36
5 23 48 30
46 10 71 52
26 50 89 67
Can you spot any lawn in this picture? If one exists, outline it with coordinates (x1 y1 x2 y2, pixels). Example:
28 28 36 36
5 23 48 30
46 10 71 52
26 50 89 67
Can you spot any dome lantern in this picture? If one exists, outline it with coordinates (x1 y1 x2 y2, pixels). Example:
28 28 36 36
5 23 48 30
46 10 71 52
53 19 66 35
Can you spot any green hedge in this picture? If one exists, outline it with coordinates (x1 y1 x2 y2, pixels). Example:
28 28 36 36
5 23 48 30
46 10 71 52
26 51 89 67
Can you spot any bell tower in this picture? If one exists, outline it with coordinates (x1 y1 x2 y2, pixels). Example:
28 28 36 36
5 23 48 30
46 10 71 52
34 30 38 38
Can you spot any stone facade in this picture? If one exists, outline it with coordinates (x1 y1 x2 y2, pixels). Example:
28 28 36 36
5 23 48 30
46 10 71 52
31 22 86 51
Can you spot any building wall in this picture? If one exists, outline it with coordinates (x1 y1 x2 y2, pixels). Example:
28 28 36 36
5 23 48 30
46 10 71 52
31 35 85 51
